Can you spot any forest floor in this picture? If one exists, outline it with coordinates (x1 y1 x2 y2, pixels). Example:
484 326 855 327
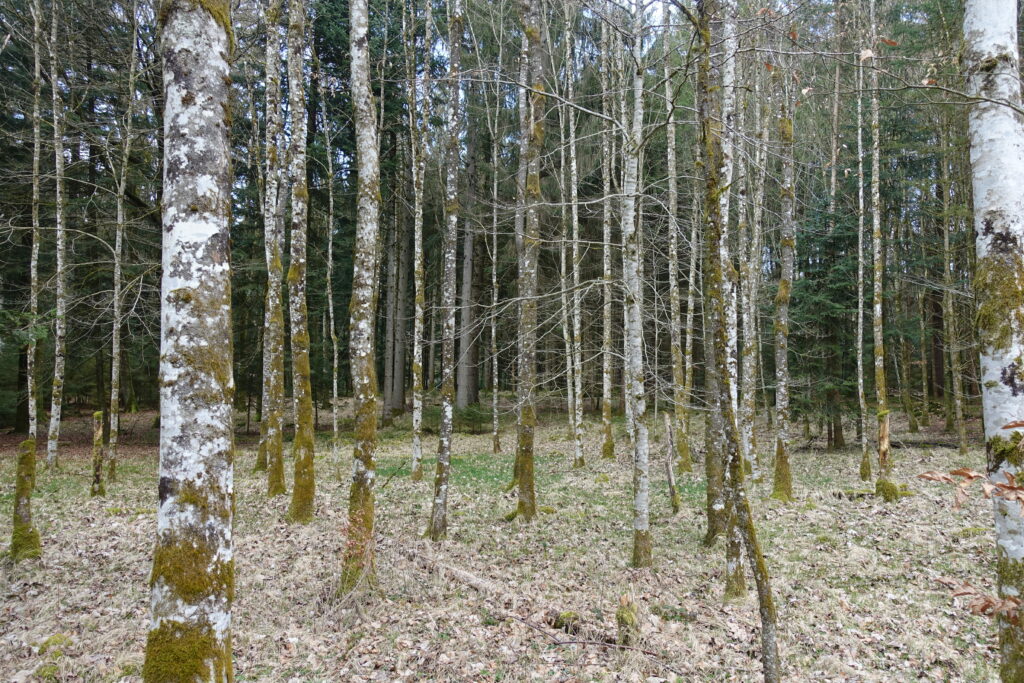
0 406 1001 682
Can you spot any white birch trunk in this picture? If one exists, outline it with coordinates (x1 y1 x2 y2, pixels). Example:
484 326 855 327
286 0 315 523
108 1 140 482
257 0 287 493
45 0 67 468
341 0 381 590
599 18 615 460
623 3 650 567
28 0 42 442
428 0 463 540
144 2 234 676
963 0 1024 674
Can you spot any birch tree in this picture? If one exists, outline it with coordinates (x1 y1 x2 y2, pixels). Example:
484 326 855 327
341 0 382 591
427 0 463 541
144 0 234 675
621 0 651 567
286 0 316 523
106 0 140 482
257 0 287 498
45 0 67 469
868 0 895 500
664 10 691 472
963 0 1024 675
27 0 43 443
512 0 542 521
599 17 615 461
771 49 796 503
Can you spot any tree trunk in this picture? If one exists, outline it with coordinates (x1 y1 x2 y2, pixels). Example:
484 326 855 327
144 2 234 675
341 0 381 592
427 0 463 541
405 0 430 480
27 0 42 443
963 0 1024 676
258 0 287 497
286 0 315 524
599 19 615 461
622 1 651 568
856 41 871 481
869 0 893 494
664 13 691 473
513 0 542 522
45 0 67 469
771 47 796 503
697 3 781 677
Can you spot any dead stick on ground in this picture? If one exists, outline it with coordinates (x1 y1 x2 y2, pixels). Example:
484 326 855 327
404 546 682 676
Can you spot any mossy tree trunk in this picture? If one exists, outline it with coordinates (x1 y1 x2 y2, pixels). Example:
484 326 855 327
90 411 105 497
427 0 463 542
869 0 892 491
341 0 381 592
285 0 316 524
11 439 41 561
257 0 287 494
514 0 542 522
963 0 1024 677
144 2 235 676
697 5 781 677
770 48 796 504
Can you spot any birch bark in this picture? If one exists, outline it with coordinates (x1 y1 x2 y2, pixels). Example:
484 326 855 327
144 2 234 676
963 0 1024 674
341 0 381 591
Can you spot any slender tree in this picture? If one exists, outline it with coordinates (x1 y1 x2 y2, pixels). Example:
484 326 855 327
427 0 463 541
341 0 382 591
45 0 67 469
257 0 287 498
286 0 315 523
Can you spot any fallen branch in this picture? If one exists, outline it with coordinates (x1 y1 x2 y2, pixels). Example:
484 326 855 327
402 546 682 675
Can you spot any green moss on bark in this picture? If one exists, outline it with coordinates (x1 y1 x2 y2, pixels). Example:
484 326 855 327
615 598 640 646
631 529 653 568
143 620 230 682
90 411 105 497
770 440 793 502
11 438 41 561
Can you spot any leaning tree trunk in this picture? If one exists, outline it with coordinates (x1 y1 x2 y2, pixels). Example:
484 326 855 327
45 0 67 469
622 1 651 568
257 0 287 497
144 1 234 676
341 0 381 593
963 0 1024 676
286 0 315 524
427 0 463 541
